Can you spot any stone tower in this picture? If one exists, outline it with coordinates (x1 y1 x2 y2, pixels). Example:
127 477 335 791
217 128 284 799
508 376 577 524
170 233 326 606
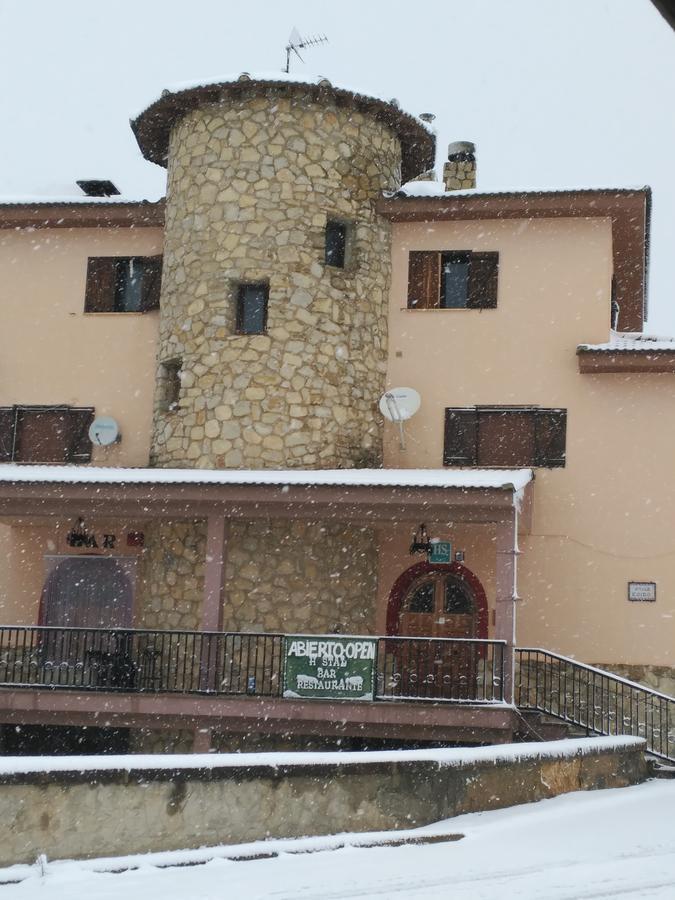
133 74 435 470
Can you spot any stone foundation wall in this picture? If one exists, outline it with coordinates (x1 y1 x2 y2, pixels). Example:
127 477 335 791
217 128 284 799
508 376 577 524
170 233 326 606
135 519 378 636
0 738 646 865
593 663 675 698
151 86 401 470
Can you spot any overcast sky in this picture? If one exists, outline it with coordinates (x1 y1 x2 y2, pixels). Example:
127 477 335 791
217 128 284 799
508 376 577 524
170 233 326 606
0 0 673 331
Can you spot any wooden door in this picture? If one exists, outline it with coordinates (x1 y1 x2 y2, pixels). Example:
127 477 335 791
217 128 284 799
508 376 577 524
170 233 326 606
397 573 477 699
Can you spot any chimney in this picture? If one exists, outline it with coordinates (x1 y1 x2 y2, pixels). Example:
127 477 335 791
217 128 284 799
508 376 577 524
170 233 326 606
443 141 476 191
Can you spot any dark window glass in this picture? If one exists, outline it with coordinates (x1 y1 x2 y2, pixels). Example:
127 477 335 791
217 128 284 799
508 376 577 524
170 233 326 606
236 284 269 335
160 360 182 412
441 253 471 308
325 221 347 268
407 581 435 614
444 579 473 614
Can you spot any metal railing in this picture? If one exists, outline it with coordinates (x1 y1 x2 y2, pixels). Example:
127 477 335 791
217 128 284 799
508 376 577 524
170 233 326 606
0 626 505 705
516 648 675 762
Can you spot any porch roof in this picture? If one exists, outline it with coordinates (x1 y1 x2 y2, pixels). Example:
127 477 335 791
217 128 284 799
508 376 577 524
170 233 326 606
0 465 533 524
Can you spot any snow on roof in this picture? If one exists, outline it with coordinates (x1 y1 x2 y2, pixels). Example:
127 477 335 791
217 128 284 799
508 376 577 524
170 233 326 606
0 465 533 492
394 181 649 199
134 71 435 134
0 195 157 207
579 333 675 352
0 736 643 777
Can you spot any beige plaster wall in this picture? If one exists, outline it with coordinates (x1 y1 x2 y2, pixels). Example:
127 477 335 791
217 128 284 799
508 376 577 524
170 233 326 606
0 226 162 468
0 519 147 625
385 217 675 666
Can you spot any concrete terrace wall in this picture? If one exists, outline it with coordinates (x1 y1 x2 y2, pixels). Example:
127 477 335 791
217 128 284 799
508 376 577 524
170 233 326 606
0 738 646 865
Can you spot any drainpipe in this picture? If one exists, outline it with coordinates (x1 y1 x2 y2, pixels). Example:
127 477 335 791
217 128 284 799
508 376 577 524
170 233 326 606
494 504 520 704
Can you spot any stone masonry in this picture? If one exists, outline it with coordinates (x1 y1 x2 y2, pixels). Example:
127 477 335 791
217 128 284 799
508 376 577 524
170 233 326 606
136 518 377 637
151 82 404 470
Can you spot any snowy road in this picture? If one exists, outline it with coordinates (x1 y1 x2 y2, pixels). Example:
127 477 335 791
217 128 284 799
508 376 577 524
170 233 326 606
4 780 675 899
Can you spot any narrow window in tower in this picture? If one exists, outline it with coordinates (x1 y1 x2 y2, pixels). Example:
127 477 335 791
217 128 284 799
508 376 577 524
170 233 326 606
236 283 269 334
160 359 182 412
325 220 348 268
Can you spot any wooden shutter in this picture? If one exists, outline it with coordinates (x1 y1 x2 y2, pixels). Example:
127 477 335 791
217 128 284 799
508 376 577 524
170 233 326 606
140 256 163 312
443 409 478 466
477 409 535 467
408 251 440 309
14 408 70 462
534 409 567 468
0 407 15 462
467 252 499 309
84 257 117 312
66 408 95 463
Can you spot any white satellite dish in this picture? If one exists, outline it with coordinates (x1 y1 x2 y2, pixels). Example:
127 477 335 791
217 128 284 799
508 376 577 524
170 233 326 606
379 388 421 451
88 416 120 447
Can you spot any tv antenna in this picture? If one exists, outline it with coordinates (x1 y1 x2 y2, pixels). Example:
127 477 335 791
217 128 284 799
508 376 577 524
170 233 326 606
284 27 328 73
379 387 421 451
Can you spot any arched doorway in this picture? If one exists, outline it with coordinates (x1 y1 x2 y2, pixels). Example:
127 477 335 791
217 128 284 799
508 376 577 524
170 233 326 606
40 557 134 629
386 561 488 640
383 562 488 700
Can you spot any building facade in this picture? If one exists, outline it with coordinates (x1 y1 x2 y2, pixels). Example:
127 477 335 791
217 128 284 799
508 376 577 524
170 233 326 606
0 74 672 753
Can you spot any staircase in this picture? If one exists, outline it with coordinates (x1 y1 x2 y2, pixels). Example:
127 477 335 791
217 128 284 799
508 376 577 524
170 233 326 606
515 648 675 763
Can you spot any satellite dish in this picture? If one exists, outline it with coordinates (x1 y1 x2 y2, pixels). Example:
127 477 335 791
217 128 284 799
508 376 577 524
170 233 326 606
379 388 421 453
88 416 120 447
379 388 421 423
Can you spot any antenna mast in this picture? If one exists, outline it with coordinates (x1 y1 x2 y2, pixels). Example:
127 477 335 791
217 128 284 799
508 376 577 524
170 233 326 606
284 28 328 73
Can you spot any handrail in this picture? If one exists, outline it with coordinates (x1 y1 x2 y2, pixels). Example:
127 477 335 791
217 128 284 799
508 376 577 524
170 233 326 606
0 625 505 705
517 647 675 704
516 647 675 763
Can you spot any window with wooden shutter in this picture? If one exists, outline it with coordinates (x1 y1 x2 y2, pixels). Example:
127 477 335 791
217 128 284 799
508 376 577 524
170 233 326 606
408 250 498 309
0 406 94 463
139 256 162 311
444 407 566 468
85 256 163 313
408 251 440 308
0 408 15 462
443 409 478 465
467 252 499 309
534 409 567 467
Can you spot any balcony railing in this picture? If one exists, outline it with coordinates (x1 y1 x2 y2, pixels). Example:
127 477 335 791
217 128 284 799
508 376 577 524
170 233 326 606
0 626 505 705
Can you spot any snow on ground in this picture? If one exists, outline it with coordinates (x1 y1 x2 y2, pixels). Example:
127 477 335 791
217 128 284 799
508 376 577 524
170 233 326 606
4 779 675 899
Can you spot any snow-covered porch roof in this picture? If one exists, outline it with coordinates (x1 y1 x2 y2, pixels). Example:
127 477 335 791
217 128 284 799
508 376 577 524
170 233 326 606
0 465 533 525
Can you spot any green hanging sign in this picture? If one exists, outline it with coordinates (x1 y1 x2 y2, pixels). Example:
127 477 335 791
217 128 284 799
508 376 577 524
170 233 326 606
283 635 377 701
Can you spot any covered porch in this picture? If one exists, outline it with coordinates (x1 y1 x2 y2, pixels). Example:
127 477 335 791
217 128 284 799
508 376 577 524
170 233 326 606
0 465 532 751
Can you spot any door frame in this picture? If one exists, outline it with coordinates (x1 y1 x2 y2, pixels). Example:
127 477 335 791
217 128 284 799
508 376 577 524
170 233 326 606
386 560 488 638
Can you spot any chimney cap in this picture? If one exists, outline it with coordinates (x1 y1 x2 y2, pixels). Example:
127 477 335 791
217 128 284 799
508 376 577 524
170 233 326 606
447 140 475 161
76 179 120 197
419 112 436 123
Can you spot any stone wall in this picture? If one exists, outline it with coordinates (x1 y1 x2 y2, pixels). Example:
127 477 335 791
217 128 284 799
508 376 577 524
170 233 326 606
594 663 675 698
135 519 378 636
151 85 401 470
0 738 646 865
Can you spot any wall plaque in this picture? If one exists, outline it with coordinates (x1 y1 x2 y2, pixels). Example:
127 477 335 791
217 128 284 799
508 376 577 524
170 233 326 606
283 636 377 701
628 582 656 602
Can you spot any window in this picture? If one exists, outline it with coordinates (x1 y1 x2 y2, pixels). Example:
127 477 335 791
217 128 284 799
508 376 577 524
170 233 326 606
236 283 268 335
444 407 567 468
0 406 94 463
85 256 162 313
159 359 182 413
325 220 348 268
407 250 499 309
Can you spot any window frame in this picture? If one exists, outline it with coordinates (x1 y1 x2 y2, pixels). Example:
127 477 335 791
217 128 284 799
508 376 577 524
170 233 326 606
407 250 499 310
0 405 95 464
443 406 567 468
235 282 269 335
84 256 162 314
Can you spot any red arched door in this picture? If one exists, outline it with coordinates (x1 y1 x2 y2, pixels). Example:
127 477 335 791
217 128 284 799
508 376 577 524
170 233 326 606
384 562 488 700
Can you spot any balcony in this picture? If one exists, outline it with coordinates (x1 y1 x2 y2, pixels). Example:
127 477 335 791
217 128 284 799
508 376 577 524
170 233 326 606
0 626 516 747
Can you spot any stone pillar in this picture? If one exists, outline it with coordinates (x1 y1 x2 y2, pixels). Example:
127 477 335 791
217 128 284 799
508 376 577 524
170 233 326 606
443 141 476 191
494 509 519 703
